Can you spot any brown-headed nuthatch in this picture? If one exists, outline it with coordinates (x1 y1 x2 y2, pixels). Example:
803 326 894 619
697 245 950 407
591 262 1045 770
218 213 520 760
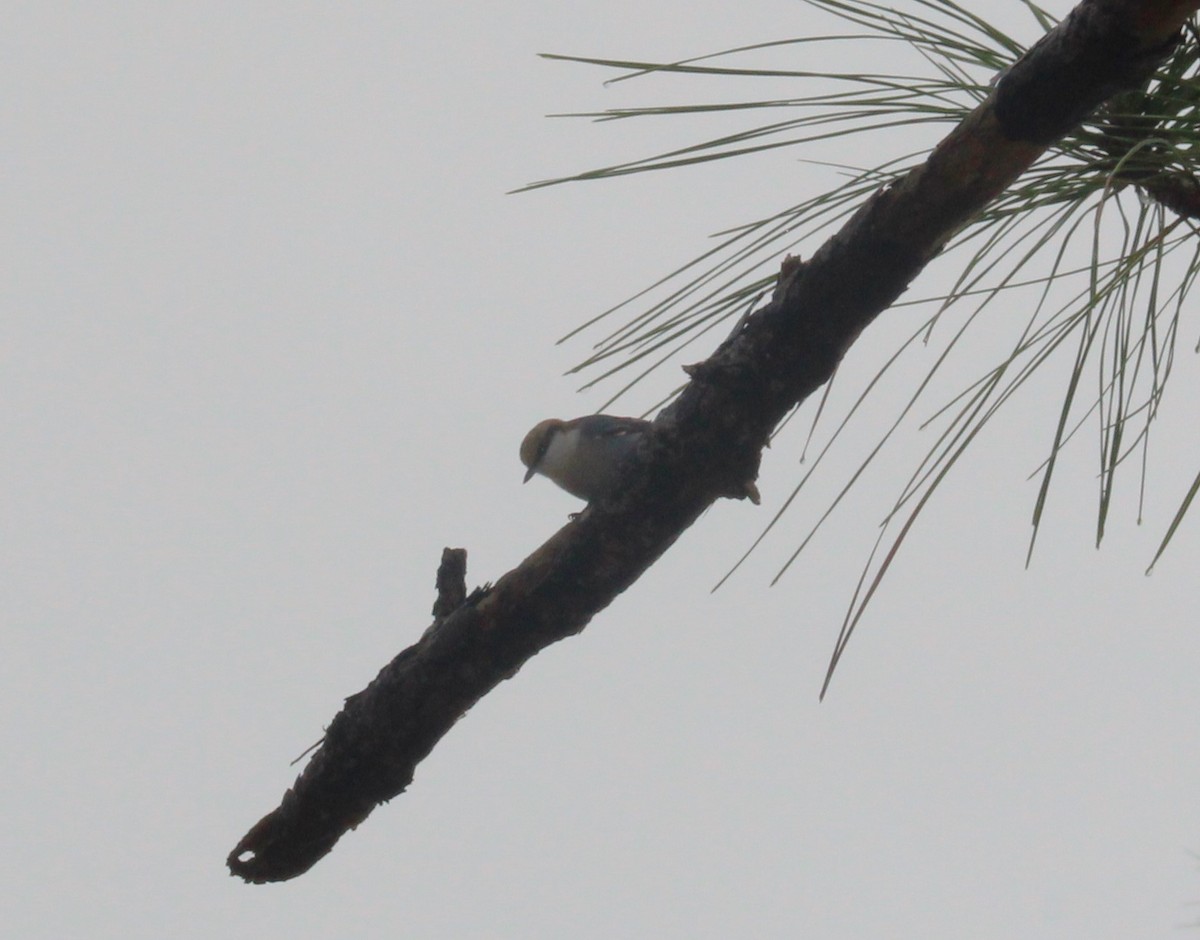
520 414 760 504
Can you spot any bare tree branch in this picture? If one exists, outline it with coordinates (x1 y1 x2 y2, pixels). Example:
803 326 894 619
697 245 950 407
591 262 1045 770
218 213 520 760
228 0 1194 883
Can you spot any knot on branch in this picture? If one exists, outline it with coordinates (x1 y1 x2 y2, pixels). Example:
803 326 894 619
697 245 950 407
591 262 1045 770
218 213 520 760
432 547 468 620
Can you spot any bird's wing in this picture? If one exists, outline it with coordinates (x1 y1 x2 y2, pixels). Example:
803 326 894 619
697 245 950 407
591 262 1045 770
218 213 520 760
589 415 652 438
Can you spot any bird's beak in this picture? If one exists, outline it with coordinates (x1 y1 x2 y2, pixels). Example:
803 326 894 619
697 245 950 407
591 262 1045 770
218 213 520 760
523 467 536 483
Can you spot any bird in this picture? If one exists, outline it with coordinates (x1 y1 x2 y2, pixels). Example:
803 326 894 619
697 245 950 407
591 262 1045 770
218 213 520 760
520 414 760 504
519 414 649 503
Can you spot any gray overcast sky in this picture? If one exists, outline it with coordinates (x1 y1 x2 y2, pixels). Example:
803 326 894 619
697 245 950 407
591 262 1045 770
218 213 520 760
4 2 1199 937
